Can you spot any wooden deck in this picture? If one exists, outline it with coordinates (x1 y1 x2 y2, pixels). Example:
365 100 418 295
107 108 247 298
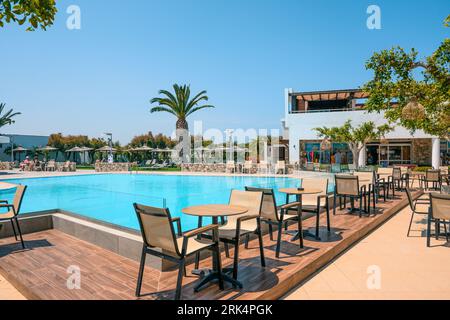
0 192 414 300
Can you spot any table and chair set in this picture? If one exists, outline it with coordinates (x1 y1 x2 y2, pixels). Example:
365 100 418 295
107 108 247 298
132 168 420 300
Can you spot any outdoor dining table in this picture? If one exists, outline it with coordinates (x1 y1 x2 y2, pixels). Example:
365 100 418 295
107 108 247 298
278 188 322 240
181 204 248 291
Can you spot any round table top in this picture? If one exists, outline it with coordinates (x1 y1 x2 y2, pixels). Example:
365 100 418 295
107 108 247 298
0 182 18 190
278 188 322 195
182 204 248 217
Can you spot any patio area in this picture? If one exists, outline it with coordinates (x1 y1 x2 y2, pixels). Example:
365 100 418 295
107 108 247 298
0 190 416 300
285 205 450 300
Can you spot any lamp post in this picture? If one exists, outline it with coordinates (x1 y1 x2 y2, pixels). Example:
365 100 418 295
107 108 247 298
104 132 113 163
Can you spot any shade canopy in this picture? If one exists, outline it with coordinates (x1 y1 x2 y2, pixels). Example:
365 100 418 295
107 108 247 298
96 146 117 153
12 146 28 152
37 146 58 152
131 146 153 152
66 146 93 153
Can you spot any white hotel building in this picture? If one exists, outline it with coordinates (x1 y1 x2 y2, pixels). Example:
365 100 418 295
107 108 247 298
282 88 447 169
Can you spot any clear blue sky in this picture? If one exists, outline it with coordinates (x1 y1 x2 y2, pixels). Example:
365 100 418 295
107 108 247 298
0 0 448 143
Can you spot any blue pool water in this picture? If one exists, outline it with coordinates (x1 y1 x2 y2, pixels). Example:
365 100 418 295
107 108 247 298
0 174 307 231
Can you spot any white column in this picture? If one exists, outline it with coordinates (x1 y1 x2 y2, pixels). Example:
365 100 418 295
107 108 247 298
358 146 367 168
432 138 440 169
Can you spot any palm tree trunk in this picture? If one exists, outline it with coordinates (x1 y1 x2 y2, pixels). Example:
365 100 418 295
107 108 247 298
175 118 190 163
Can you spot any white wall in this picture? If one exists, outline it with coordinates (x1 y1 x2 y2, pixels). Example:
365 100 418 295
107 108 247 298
285 110 434 164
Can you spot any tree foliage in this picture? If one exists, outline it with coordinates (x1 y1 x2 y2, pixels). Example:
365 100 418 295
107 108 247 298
150 84 214 131
314 120 391 168
129 131 176 149
0 103 21 129
0 0 57 31
363 15 450 139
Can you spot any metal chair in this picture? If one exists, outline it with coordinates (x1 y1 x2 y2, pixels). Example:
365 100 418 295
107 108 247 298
406 189 429 237
285 178 331 238
427 193 450 247
333 175 368 217
245 187 303 258
133 203 223 300
422 169 441 191
216 190 265 280
0 185 27 249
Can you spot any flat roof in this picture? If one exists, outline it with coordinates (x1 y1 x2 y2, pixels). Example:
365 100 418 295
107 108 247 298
291 89 369 101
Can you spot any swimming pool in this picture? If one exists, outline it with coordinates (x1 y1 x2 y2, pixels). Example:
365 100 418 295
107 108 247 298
0 174 308 231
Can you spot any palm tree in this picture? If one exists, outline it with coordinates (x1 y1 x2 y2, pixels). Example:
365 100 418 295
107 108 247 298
150 84 214 133
0 103 21 129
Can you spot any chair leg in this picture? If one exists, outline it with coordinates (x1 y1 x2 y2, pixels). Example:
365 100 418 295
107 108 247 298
276 221 283 258
14 217 25 249
435 220 440 240
359 196 363 218
297 214 304 248
325 198 331 232
333 193 337 216
427 214 432 247
175 259 185 300
407 210 415 237
232 239 240 280
224 243 230 258
135 246 146 297
215 245 224 290
10 219 18 241
268 223 273 241
257 220 265 267
244 234 250 249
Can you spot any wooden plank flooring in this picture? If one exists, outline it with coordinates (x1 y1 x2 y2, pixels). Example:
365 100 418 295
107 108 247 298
0 192 415 300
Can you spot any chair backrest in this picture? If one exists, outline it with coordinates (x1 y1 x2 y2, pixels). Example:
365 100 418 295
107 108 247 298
227 190 263 231
377 167 393 176
392 167 402 179
430 193 450 220
335 175 359 196
11 185 27 216
301 178 329 206
405 188 415 210
245 187 278 221
426 169 440 182
133 203 180 257
354 171 375 185
301 178 328 196
439 166 449 175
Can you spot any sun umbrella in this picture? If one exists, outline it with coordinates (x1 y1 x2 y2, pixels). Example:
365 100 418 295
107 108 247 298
37 146 58 152
66 146 82 153
96 146 117 153
133 146 153 152
12 146 28 162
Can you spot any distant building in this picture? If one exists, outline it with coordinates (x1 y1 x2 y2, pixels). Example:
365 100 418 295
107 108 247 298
0 134 49 161
282 88 446 168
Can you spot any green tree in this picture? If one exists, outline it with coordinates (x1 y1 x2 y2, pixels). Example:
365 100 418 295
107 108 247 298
0 103 21 129
0 0 57 31
363 15 450 139
314 120 391 169
150 84 214 134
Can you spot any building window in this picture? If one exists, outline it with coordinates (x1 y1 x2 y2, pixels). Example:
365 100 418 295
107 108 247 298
367 143 412 166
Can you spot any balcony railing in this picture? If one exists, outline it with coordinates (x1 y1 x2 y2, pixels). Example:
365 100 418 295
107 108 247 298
289 106 365 114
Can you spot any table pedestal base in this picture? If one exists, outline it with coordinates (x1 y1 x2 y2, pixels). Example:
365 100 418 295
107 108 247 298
192 268 243 291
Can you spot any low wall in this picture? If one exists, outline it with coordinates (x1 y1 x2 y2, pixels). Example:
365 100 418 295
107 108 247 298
181 163 296 174
95 162 131 172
